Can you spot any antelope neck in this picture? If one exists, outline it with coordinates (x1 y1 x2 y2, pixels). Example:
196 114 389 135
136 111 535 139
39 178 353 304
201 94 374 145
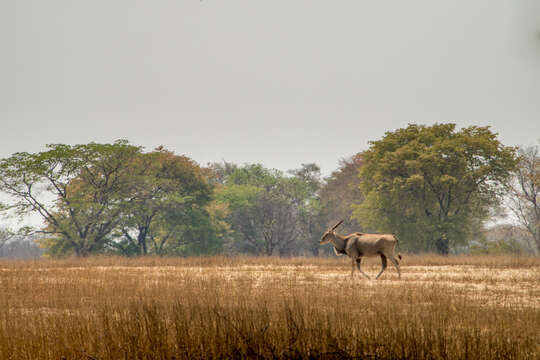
330 233 347 252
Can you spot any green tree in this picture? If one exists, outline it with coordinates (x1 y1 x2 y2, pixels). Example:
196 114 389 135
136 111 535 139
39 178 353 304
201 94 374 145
109 148 216 256
0 142 223 257
288 164 324 256
207 161 238 186
353 124 518 254
0 140 142 257
215 164 321 256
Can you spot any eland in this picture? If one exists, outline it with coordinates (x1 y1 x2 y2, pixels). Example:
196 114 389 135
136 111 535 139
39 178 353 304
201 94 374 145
320 220 402 280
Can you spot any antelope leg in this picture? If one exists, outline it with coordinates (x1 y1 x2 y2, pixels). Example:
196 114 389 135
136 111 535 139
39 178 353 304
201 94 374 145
356 258 370 280
375 254 387 280
390 256 401 279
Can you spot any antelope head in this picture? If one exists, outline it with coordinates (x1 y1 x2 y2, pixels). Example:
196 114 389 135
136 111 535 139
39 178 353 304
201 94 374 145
320 220 344 244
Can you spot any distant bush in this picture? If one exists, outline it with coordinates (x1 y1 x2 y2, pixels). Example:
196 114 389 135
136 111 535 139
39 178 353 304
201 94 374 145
0 235 43 259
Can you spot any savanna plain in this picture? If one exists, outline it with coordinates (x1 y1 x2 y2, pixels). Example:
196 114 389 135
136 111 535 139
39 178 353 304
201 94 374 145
0 255 539 359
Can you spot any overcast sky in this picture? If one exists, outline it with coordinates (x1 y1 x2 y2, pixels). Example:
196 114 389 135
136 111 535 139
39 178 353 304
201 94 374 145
2 0 540 177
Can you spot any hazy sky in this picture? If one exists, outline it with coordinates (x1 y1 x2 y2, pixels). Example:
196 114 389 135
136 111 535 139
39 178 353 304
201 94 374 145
2 0 540 176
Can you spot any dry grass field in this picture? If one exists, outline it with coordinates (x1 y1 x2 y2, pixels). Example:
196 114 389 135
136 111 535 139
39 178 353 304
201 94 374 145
0 255 539 359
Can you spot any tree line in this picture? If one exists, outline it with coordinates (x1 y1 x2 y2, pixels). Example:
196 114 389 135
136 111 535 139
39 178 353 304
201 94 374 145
1 123 538 257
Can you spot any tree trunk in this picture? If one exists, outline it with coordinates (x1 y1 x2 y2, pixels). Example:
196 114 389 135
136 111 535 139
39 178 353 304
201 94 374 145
138 228 148 255
75 247 90 257
435 237 449 255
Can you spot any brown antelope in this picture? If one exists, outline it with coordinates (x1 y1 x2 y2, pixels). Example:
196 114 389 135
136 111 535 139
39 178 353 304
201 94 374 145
320 220 402 280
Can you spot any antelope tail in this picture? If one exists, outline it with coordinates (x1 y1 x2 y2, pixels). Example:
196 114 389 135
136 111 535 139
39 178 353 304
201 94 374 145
395 235 403 261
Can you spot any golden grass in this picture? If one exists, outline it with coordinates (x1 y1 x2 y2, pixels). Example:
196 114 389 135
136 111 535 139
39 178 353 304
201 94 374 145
0 255 539 359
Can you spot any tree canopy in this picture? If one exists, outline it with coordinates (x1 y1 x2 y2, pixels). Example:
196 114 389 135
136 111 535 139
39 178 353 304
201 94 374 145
0 126 533 257
352 124 518 253
0 141 221 257
0 140 142 256
214 163 322 256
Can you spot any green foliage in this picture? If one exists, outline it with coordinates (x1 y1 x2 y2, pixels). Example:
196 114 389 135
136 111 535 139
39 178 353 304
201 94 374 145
215 163 322 255
215 184 261 211
353 124 518 253
159 206 225 256
0 140 142 256
109 148 218 256
0 142 223 257
1 125 521 258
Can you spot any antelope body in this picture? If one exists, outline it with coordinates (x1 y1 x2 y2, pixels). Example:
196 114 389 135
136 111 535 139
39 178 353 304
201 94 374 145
320 221 402 280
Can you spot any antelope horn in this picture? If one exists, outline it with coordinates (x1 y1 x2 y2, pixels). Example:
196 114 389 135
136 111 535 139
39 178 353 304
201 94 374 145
331 220 344 231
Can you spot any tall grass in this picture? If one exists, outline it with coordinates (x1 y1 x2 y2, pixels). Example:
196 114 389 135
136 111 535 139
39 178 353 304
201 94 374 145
0 255 538 359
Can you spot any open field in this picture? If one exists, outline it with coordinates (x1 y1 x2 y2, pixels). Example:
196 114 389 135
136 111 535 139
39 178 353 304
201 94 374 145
0 255 539 359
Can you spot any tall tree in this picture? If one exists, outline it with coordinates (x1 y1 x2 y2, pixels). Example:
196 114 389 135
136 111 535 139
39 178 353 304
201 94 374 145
110 148 215 256
353 124 517 254
0 141 142 256
216 164 319 256
288 163 324 256
505 144 540 254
